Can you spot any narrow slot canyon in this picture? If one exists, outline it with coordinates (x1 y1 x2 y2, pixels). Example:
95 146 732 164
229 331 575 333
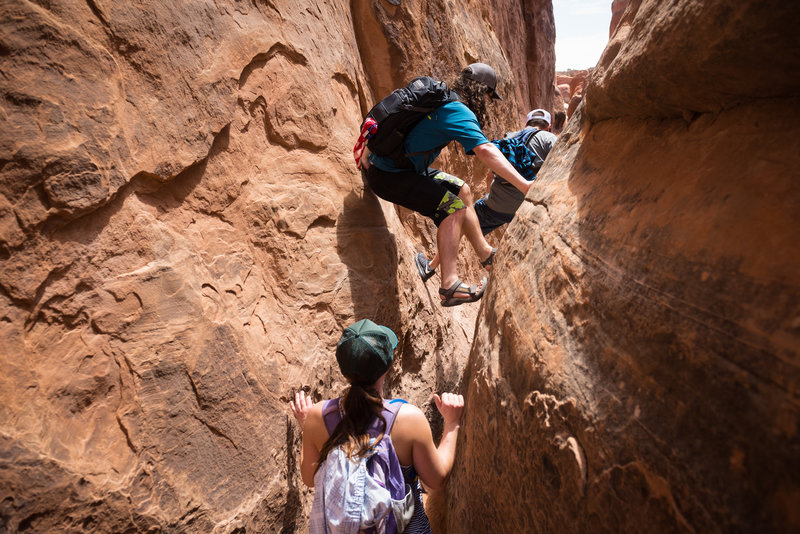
0 0 797 532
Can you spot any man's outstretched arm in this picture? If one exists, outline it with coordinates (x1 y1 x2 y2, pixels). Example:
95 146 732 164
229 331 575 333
472 142 531 196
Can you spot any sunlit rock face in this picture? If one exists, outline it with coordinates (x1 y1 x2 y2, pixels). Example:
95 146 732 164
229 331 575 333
565 69 592 119
0 0 553 531
554 69 592 119
449 1 800 532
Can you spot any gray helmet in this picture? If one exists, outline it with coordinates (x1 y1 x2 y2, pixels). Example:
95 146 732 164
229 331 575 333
462 63 502 100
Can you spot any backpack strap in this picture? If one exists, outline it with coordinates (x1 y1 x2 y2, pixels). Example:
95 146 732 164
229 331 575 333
380 398 407 434
321 398 343 435
521 127 540 146
405 143 450 178
320 397 407 436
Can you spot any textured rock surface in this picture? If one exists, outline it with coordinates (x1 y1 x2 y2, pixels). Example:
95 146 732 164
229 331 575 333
448 0 800 532
491 0 555 120
0 0 553 531
610 0 630 37
8 0 797 532
554 69 592 119
567 69 592 118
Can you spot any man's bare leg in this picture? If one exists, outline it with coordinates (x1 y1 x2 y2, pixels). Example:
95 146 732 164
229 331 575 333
437 210 462 290
462 203 494 267
430 182 491 271
430 205 493 271
436 210 485 300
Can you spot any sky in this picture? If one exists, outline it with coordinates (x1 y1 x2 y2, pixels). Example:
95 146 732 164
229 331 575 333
552 0 613 71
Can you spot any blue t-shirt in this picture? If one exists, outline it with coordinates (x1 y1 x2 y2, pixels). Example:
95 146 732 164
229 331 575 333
369 101 489 174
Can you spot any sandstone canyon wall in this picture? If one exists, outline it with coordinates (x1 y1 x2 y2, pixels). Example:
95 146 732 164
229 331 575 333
0 0 553 532
450 1 800 533
609 0 630 38
492 0 556 124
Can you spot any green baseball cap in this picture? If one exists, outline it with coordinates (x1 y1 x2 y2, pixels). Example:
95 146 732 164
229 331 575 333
336 319 398 385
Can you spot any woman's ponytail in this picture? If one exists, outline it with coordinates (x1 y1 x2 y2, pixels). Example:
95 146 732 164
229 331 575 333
315 382 386 474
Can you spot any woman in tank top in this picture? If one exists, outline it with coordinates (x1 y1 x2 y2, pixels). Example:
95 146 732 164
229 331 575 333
290 319 464 533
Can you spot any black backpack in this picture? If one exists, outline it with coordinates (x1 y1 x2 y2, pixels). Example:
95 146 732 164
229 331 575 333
363 76 460 169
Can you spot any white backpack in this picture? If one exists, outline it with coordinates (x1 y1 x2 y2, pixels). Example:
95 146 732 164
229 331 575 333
308 399 414 534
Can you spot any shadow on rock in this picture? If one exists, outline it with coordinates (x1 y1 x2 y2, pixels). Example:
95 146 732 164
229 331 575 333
336 180 401 333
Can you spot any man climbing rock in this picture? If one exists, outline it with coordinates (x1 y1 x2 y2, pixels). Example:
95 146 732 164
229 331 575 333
417 108 558 280
360 63 531 306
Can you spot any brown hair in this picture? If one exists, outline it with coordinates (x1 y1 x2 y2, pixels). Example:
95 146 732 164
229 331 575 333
314 382 387 474
449 75 490 129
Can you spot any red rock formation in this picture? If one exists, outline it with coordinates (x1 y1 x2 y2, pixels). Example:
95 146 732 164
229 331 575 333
567 69 590 97
0 0 553 531
448 0 800 532
489 0 555 123
567 90 584 119
554 68 592 119
555 74 572 87
610 0 631 36
562 69 592 119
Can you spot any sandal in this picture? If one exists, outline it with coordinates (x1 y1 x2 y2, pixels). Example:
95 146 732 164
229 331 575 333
415 252 435 282
439 278 487 307
480 248 497 269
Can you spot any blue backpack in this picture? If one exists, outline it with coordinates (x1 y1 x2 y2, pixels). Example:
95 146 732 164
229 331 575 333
309 398 414 534
491 128 541 180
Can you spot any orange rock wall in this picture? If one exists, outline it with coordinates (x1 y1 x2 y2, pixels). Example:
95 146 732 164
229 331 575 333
610 0 630 37
0 0 553 531
491 0 556 124
449 0 800 532
5 0 797 532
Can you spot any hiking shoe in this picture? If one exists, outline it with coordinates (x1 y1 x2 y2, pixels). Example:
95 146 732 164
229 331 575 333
415 252 435 282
